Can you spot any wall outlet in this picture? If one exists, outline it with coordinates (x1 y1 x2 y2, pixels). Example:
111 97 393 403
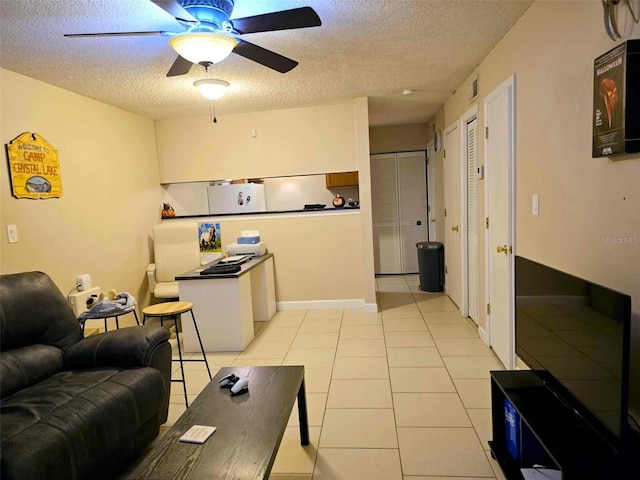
77 274 92 291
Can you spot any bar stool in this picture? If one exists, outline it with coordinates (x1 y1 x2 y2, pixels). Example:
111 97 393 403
142 301 211 407
79 305 140 335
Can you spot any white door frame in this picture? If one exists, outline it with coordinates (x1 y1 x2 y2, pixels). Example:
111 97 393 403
460 104 478 318
482 75 517 369
427 140 437 241
443 120 460 306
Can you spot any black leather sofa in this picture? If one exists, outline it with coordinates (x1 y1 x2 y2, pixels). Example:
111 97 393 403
0 272 172 480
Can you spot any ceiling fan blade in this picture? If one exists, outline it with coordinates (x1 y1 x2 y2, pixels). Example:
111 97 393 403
166 55 193 77
64 31 168 37
232 7 321 34
233 40 298 73
150 0 198 23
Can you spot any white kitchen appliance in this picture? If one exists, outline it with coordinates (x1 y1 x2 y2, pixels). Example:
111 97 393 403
207 184 266 214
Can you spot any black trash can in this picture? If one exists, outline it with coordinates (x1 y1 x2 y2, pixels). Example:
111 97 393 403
416 241 444 292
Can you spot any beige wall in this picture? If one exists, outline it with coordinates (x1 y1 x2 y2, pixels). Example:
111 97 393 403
428 112 446 245
0 69 161 322
369 123 429 154
166 212 366 304
155 98 377 308
354 97 376 305
0 74 377 310
441 2 640 327
155 103 359 183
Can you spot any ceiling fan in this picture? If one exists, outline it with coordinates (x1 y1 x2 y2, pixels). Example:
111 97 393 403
64 0 321 76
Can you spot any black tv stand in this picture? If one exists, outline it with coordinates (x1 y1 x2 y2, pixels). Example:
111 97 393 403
489 370 622 479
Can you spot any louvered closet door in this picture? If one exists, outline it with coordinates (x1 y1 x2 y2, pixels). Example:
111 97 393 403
467 118 480 321
398 152 428 273
371 154 401 274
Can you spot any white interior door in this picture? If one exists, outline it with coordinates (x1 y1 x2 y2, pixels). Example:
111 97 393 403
463 113 480 323
485 76 516 369
427 141 437 241
398 151 428 273
444 122 461 308
371 154 401 274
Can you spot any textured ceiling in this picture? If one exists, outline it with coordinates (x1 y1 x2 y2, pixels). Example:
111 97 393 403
0 0 533 125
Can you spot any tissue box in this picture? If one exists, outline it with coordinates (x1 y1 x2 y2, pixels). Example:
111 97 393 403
238 230 260 244
237 236 260 244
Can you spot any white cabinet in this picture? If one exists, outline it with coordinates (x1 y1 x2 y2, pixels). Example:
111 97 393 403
371 152 428 274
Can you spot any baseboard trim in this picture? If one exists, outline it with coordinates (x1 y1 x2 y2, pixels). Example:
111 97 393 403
277 299 378 313
479 325 490 346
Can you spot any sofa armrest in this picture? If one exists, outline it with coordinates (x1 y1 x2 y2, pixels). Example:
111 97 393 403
64 325 169 370
147 263 157 293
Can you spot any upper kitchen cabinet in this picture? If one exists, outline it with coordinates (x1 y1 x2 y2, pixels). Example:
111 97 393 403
326 171 359 188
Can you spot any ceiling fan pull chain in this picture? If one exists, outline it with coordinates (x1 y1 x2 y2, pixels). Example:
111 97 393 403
209 99 218 124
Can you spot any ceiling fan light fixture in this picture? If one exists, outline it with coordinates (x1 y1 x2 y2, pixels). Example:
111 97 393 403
194 79 230 100
169 32 238 64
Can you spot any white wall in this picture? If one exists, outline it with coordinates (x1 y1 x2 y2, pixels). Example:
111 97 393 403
155 103 359 182
0 69 161 323
440 0 639 414
442 1 639 324
155 98 376 308
166 212 367 306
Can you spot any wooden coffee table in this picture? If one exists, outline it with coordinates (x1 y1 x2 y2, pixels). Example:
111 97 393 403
127 366 308 480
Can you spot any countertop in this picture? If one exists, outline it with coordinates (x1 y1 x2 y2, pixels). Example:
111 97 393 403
165 206 360 219
176 253 274 280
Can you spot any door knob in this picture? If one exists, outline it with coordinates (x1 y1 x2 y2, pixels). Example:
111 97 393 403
451 226 459 232
431 219 436 223
496 245 508 254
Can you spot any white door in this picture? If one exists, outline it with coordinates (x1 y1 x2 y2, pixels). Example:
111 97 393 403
371 154 402 274
444 122 461 308
427 141 437 241
484 75 516 369
398 151 428 273
463 112 480 323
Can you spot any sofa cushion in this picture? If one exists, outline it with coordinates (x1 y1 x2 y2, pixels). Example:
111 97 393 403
1 367 166 480
0 272 82 352
0 345 64 399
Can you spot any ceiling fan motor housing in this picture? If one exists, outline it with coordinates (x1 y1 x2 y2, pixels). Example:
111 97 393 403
180 0 235 30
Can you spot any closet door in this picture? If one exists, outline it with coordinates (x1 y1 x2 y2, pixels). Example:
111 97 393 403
371 154 401 274
466 117 480 321
397 152 428 273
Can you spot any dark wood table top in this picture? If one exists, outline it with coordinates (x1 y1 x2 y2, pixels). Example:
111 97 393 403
127 366 305 480
176 253 274 280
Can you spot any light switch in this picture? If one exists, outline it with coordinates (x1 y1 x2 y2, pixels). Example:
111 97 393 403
250 129 257 138
7 224 18 243
532 194 539 216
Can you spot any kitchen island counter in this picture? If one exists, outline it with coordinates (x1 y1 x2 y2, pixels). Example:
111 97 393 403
164 206 359 220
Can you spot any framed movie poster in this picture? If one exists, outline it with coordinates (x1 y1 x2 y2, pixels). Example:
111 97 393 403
593 44 625 157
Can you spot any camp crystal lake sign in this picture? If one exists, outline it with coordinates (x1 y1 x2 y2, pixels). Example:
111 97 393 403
6 132 62 199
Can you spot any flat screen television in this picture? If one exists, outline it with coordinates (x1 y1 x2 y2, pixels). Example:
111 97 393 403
515 256 633 452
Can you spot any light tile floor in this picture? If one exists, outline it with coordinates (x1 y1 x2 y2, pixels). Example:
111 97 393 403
158 274 509 480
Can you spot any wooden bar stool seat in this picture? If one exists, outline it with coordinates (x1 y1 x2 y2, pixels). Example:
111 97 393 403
142 301 211 407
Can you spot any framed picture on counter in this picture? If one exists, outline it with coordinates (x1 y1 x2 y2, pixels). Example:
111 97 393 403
198 222 221 253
